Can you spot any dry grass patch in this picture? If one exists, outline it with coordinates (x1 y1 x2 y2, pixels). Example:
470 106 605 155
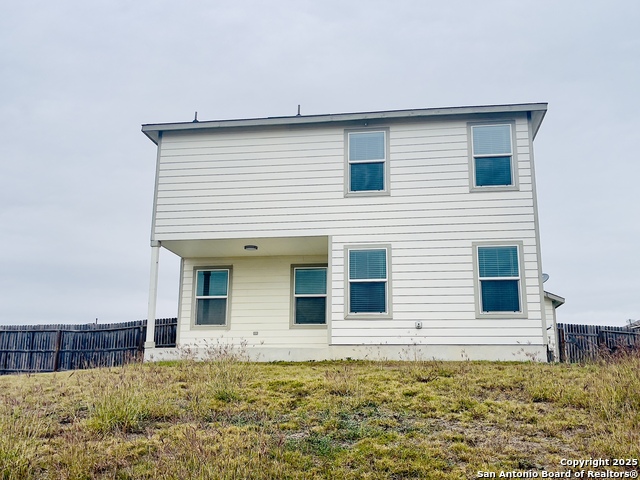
1 351 639 479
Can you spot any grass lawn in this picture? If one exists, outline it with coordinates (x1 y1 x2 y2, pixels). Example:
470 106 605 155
1 351 639 479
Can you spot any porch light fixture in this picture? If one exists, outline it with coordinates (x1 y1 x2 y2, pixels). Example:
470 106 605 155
244 245 258 251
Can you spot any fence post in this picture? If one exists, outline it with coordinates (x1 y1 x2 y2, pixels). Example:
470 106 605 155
53 330 62 372
558 328 566 363
597 331 607 355
138 324 146 353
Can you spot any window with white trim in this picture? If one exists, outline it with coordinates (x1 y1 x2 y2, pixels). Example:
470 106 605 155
477 246 521 313
293 266 327 325
347 130 387 193
471 124 514 187
194 269 229 325
347 248 389 315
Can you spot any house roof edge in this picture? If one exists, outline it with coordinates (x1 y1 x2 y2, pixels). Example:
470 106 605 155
544 291 566 308
141 103 548 144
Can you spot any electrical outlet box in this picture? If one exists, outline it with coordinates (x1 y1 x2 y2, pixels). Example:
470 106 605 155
415 321 422 329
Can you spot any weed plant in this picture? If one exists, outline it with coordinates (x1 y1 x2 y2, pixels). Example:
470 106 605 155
0 349 638 479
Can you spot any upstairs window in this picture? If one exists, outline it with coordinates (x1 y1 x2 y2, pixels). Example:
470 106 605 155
471 124 514 187
347 248 389 315
293 267 327 325
195 269 230 325
477 246 521 313
347 130 388 194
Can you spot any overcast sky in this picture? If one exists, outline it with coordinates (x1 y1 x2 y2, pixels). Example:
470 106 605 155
1 1 638 327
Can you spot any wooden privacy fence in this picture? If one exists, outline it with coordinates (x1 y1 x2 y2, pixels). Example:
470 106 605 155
0 318 177 374
557 323 640 363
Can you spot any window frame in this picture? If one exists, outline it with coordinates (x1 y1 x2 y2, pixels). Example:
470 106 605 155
290 264 328 328
468 120 519 192
344 245 392 320
472 242 527 319
344 128 391 197
191 266 232 329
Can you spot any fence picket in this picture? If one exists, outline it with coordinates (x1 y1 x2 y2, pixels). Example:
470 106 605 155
0 318 177 374
557 323 640 363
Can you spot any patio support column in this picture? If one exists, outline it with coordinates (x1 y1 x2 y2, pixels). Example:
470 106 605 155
145 241 161 349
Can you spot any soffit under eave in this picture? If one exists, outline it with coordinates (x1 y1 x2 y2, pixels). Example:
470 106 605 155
544 291 566 308
531 109 547 139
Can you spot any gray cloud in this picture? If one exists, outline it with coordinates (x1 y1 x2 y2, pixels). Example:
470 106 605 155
1 0 638 326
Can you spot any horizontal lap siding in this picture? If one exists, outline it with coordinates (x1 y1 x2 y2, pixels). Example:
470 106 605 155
157 225 539 242
154 119 538 239
330 241 543 345
157 129 343 237
178 255 328 348
157 114 544 347
328 117 543 346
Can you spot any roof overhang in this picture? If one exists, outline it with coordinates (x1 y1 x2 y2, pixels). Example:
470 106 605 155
159 236 329 258
544 291 566 308
141 103 548 145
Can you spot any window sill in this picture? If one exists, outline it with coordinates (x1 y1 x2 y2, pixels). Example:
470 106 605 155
190 324 230 331
345 313 393 320
290 323 328 329
470 185 519 193
345 190 390 198
475 312 528 320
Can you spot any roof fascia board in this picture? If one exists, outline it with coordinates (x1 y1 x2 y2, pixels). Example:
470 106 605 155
544 291 566 308
141 103 548 143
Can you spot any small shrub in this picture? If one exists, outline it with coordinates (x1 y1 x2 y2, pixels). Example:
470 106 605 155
213 388 240 403
0 442 30 480
86 388 150 434
595 350 640 410
286 432 341 458
0 403 51 479
324 365 360 397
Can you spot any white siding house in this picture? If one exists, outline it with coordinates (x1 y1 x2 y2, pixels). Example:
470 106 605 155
141 104 563 362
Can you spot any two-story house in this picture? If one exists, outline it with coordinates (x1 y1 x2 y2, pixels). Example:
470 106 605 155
141 103 563 362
